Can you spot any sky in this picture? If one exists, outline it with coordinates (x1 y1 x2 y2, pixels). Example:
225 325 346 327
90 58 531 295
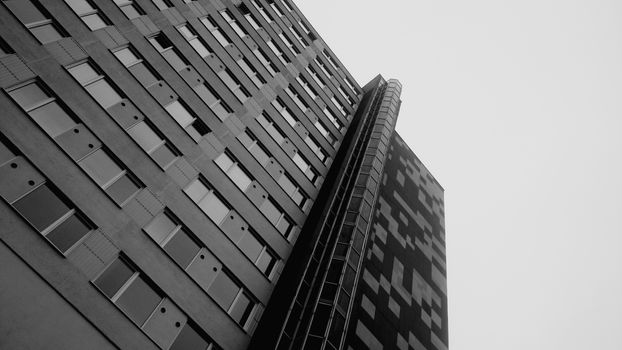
296 0 622 349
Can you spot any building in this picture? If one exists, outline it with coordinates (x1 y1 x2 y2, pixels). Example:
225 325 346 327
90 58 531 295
0 1 447 350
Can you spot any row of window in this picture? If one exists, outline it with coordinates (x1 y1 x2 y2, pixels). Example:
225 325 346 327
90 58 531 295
0 137 218 348
237 130 309 208
113 45 211 142
7 81 142 206
213 152 295 237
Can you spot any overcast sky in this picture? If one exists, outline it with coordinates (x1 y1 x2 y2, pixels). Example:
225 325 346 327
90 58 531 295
296 0 622 349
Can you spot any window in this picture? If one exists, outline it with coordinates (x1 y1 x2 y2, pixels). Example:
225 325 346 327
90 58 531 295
345 77 359 95
151 0 172 10
220 10 247 38
78 149 141 205
252 47 278 76
278 32 299 55
94 256 217 347
292 152 318 183
112 0 144 19
271 98 296 126
313 119 336 145
296 76 317 99
64 0 109 30
323 107 343 130
4 0 65 44
281 0 293 12
217 69 250 103
304 134 328 162
290 25 308 47
251 0 273 23
200 16 231 47
338 85 355 106
277 173 308 208
314 57 332 78
323 49 340 70
113 46 160 88
149 34 190 72
144 211 202 269
238 58 265 88
267 40 289 65
267 0 283 17
178 24 212 58
208 270 256 326
194 83 232 121
7 81 141 205
284 86 308 112
331 95 347 116
11 182 92 254
68 61 178 169
305 66 326 88
184 177 230 225
256 112 284 145
259 198 294 238
214 152 252 192
164 100 210 142
238 228 278 278
239 3 261 30
237 130 270 166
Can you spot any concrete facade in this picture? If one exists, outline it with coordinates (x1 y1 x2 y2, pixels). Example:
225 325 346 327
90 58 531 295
0 1 446 350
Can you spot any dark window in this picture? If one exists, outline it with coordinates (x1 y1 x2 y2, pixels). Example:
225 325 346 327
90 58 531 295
12 184 69 232
94 258 134 298
46 213 91 252
4 0 66 44
170 323 212 350
163 230 200 268
116 275 162 325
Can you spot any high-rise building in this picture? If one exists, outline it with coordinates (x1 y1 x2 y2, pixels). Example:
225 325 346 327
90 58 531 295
0 1 447 350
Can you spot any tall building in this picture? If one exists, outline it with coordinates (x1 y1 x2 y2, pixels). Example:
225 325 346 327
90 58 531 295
0 1 447 350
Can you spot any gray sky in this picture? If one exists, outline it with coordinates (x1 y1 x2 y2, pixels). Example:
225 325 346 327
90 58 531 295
296 0 622 349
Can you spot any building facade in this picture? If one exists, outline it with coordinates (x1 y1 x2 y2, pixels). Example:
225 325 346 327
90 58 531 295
0 1 446 350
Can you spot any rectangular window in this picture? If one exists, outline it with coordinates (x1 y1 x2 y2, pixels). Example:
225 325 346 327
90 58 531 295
11 182 92 254
178 23 212 58
237 130 270 166
64 0 109 31
259 198 294 238
7 81 141 205
296 76 317 99
313 119 336 146
164 100 211 142
194 83 232 121
281 0 294 12
278 32 299 55
267 40 289 65
304 134 328 162
322 107 343 131
284 86 308 112
292 152 318 183
184 177 230 225
94 256 216 346
112 0 144 19
290 25 308 47
113 46 160 88
217 69 250 103
239 3 261 30
323 49 340 70
305 66 325 88
345 77 359 95
314 57 332 78
214 151 252 192
271 97 296 126
251 0 273 23
4 0 65 44
267 0 283 17
151 0 172 10
256 112 285 145
68 61 179 169
200 16 231 47
331 95 347 116
338 85 355 106
252 47 278 76
149 34 190 72
238 58 266 88
220 10 247 38
208 270 256 326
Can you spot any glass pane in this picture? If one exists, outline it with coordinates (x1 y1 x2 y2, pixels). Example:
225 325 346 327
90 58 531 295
208 272 239 310
276 218 291 236
9 83 48 110
259 200 280 224
29 102 76 137
46 213 90 253
79 149 122 186
106 174 140 204
228 166 251 191
129 63 158 87
144 213 176 244
249 145 269 166
214 153 233 171
68 63 99 86
94 258 134 298
85 79 122 109
194 85 218 106
83 13 107 30
164 231 200 268
120 5 141 19
238 233 262 261
13 184 70 232
170 323 210 350
229 292 252 324
165 101 194 127
211 103 229 121
184 179 208 203
178 26 193 39
116 275 162 326
127 122 162 152
292 154 308 172
5 0 46 23
152 0 170 10
256 251 276 276
277 175 296 195
162 50 186 71
66 0 95 14
151 144 177 168
189 38 210 58
198 192 228 225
